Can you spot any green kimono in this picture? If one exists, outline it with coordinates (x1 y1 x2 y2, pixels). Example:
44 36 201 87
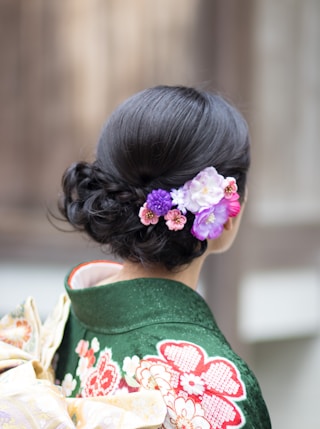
56 260 271 429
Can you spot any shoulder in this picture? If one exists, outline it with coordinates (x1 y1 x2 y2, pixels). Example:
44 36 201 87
135 338 271 429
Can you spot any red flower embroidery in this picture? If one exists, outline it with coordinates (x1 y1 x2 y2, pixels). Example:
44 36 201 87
75 339 96 367
81 348 120 397
117 377 140 394
139 340 246 429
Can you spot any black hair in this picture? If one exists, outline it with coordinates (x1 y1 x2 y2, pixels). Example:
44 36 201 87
59 85 250 270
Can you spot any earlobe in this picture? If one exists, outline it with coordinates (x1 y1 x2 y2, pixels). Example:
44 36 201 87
223 217 233 231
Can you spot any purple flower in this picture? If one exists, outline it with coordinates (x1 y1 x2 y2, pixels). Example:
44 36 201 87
191 200 229 240
146 189 172 216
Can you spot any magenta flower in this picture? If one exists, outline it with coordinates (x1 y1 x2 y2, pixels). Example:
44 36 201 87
138 203 159 226
164 209 187 231
191 200 229 240
146 189 172 216
226 192 241 217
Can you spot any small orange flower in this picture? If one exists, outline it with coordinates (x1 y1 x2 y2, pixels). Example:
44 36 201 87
0 318 32 349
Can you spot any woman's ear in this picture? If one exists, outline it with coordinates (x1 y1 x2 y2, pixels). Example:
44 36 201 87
223 217 233 231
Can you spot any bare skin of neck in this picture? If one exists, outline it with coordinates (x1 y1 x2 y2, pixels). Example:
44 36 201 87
96 209 245 290
113 257 206 290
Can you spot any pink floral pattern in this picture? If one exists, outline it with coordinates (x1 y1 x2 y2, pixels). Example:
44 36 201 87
82 348 120 397
61 338 135 398
136 340 246 429
60 339 246 428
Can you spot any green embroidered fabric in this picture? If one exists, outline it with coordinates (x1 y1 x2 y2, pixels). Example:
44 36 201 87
56 261 271 428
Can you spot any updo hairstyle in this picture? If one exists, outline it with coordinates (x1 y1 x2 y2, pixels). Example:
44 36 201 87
59 85 250 270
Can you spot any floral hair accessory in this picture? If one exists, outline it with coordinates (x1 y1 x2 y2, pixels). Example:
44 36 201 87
139 203 160 226
164 209 187 231
147 189 172 216
138 166 241 241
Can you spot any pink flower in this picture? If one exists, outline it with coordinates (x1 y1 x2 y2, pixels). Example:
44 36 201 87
75 339 89 357
164 209 187 231
139 203 159 226
226 193 241 217
223 177 238 199
85 348 96 367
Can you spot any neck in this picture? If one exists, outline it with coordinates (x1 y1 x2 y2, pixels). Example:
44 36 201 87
108 257 206 290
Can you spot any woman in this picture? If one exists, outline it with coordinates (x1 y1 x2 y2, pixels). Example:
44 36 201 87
55 85 271 428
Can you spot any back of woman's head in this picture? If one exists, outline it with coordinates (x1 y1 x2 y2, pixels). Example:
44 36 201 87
59 85 250 270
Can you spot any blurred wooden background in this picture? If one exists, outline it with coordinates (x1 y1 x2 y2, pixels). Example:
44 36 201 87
0 0 253 263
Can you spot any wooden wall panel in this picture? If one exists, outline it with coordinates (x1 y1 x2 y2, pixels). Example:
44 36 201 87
250 0 320 225
0 0 201 237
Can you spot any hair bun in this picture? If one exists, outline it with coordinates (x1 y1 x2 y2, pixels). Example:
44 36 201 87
59 85 250 270
59 161 149 243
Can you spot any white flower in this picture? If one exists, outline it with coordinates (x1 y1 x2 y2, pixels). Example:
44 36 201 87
91 337 100 352
61 373 77 397
136 361 172 394
76 356 90 382
180 373 205 396
122 355 140 377
165 396 210 429
184 166 224 213
170 188 187 214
